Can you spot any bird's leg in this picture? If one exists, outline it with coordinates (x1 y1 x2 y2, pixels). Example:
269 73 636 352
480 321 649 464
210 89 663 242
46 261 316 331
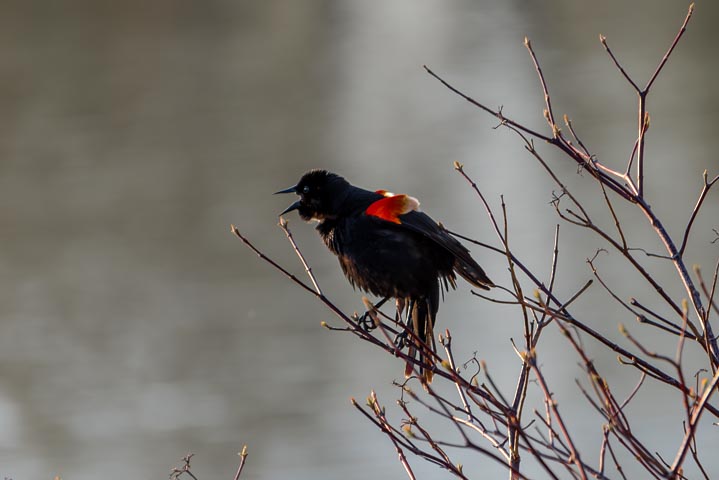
357 296 390 331
393 298 410 348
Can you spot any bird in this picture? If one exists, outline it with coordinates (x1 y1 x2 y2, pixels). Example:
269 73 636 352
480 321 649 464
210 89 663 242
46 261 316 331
276 169 493 384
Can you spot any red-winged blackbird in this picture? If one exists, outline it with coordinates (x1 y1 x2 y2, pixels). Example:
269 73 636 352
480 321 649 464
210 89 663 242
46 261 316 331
277 170 493 383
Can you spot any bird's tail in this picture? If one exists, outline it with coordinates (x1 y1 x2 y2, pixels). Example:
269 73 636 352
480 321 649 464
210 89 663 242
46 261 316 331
453 255 494 290
404 296 437 385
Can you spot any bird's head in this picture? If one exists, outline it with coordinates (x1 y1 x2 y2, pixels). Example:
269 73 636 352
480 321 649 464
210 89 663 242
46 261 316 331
275 170 351 222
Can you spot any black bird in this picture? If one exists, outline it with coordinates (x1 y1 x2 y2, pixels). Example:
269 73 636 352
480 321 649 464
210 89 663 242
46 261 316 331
276 170 493 383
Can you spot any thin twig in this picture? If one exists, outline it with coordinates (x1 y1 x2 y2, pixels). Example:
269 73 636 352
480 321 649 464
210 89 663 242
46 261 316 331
624 136 641 192
599 34 641 92
231 225 318 298
675 303 692 423
705 261 719 327
233 445 249 480
528 352 588 480
668 366 719 477
619 373 647 411
279 217 323 295
370 392 418 480
598 426 609 476
689 429 711 480
440 330 472 419
563 115 592 160
695 262 719 323
525 37 559 137
630 297 698 338
644 3 695 92
425 66 553 143
678 171 719 256
597 174 629 249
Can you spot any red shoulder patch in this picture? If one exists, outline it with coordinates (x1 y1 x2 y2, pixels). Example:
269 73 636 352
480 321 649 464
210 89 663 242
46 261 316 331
365 194 420 224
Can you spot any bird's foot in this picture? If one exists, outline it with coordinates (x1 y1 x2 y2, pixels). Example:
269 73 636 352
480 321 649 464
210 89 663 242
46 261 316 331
393 330 409 349
355 310 378 332
355 296 390 332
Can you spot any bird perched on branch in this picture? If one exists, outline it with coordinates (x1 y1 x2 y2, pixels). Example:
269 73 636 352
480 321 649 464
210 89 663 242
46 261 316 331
276 170 493 384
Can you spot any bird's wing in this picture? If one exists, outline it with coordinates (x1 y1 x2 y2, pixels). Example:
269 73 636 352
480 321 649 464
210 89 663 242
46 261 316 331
364 193 493 289
398 210 494 290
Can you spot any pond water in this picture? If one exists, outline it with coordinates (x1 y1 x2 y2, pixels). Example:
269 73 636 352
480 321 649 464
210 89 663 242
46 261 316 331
1 1 717 479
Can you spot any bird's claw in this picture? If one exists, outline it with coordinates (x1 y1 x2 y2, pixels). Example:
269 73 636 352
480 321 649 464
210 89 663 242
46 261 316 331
393 330 409 349
356 311 377 332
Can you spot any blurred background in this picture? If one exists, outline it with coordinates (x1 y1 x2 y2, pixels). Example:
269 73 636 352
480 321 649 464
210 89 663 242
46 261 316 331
1 1 718 478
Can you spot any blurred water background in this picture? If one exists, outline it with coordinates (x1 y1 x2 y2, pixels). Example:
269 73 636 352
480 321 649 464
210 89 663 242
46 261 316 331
1 1 718 479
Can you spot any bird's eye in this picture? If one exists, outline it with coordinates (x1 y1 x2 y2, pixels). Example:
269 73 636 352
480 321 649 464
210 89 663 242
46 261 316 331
302 185 310 194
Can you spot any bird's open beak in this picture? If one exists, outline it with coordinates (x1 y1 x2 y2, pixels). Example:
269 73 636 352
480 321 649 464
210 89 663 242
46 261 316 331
279 200 301 216
275 185 300 216
274 185 297 195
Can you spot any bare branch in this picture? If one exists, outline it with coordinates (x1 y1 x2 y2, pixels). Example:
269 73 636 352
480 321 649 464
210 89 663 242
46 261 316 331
599 34 641 92
529 352 588 480
524 37 559 137
279 217 323 295
233 445 249 480
425 66 554 143
668 366 719 476
644 3 695 92
678 170 719 256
